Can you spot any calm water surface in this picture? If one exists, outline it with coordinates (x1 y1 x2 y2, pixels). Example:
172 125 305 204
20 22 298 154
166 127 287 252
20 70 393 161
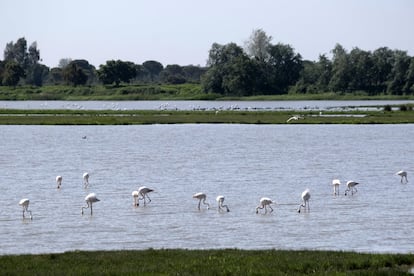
0 124 413 255
1 100 413 111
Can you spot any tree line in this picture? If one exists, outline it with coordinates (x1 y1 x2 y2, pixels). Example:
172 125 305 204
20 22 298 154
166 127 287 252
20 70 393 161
1 30 413 96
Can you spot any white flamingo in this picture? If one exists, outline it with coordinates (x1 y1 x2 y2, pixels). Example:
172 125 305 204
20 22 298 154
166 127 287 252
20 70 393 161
137 186 154 206
297 189 311 213
83 172 89 188
344 181 359 196
56 175 62 189
81 193 100 215
19 198 32 219
286 115 303 123
193 192 210 210
332 179 341 196
396 170 408 183
256 197 274 214
132 191 139 207
216 195 230 212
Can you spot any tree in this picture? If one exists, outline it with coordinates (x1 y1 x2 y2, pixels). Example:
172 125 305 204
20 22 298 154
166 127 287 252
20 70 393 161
26 64 49 86
347 47 374 93
244 28 272 62
58 58 73 69
267 43 303 93
63 62 88 86
160 64 186 84
372 47 393 92
329 43 350 92
2 61 25 86
403 57 414 93
387 50 411 95
203 42 255 95
97 60 136 86
142 60 163 82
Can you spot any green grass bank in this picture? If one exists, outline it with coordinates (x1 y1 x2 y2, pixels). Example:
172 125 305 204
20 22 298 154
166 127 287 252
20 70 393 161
0 109 414 125
1 249 413 275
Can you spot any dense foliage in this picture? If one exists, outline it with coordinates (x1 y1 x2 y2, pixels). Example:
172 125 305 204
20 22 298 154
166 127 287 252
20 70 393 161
1 31 413 96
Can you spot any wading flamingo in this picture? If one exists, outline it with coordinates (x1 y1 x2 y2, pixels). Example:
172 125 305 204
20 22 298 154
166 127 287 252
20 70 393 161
56 175 62 189
81 193 100 215
332 179 341 196
132 191 139 207
19 198 32 219
297 189 311 213
344 181 359 196
256 197 273 214
83 172 89 188
396 170 408 183
193 192 210 210
137 186 154 206
216 195 230 212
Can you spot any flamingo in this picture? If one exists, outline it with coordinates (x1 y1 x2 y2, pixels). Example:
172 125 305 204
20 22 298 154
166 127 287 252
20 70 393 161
137 186 154 206
286 115 303 123
19 198 32 219
297 189 311 213
193 192 210 210
132 191 139 207
396 170 408 183
83 172 89 188
216 195 230 212
344 181 359 196
81 193 100 215
56 175 62 189
332 179 341 196
256 197 274 214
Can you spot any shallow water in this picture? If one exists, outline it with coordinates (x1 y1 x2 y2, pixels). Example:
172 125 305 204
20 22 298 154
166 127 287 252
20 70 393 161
1 100 413 111
0 124 413 255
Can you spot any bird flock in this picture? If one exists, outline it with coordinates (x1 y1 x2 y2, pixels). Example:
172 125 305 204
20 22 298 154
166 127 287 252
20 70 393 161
18 170 409 219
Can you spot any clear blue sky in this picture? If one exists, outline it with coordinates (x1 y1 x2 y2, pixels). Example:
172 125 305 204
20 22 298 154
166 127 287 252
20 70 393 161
1 0 413 68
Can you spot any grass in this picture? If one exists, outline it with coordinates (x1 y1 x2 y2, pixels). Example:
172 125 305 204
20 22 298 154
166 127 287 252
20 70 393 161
0 109 414 125
1 84 414 101
0 249 413 275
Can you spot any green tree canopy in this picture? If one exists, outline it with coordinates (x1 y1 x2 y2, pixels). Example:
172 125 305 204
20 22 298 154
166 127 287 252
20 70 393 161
97 60 136 86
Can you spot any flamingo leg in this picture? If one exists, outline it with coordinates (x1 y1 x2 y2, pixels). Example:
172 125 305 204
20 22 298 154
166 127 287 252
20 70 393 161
197 199 201 210
269 205 273 213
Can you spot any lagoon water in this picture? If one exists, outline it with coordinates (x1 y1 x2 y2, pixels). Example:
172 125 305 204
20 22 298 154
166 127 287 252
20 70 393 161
1 124 414 255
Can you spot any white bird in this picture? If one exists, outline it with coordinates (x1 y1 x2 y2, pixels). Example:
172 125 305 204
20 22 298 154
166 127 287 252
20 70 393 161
83 172 89 188
332 179 341 196
81 193 100 215
132 191 139 207
56 175 63 189
216 195 230 212
256 197 274 214
286 115 303 123
344 181 359 196
137 186 154 206
19 198 32 219
396 170 408 183
297 189 311 213
193 192 210 210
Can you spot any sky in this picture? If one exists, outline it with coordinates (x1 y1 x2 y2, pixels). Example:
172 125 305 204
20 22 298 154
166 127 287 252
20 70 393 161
1 0 413 68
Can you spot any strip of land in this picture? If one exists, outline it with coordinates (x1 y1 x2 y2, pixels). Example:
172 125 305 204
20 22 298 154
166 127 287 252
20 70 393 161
0 249 413 274
0 109 413 124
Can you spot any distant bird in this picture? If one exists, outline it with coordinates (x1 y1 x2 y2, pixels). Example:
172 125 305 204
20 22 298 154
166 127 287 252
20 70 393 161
193 192 210 210
332 179 341 196
83 172 89 188
297 189 311 213
81 193 100 215
286 115 303 123
19 198 32 219
56 175 63 189
396 170 408 183
132 191 139 207
256 197 274 214
344 181 359 196
216 195 230 212
137 186 154 206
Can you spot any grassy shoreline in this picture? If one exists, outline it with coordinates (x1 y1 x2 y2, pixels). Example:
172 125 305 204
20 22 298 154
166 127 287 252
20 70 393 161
1 249 413 274
0 109 414 125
